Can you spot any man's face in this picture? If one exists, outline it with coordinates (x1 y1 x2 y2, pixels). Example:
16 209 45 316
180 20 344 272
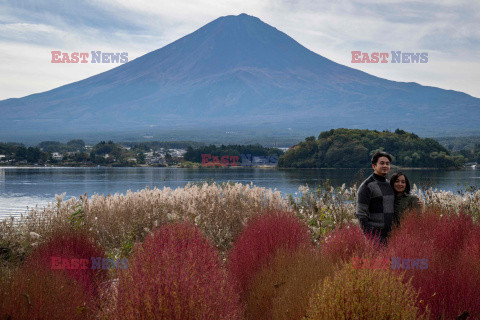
372 156 390 176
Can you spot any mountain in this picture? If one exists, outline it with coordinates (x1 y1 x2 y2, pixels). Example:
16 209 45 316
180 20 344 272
1 13 479 143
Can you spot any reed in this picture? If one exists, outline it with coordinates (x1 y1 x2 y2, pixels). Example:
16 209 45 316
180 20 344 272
0 182 289 266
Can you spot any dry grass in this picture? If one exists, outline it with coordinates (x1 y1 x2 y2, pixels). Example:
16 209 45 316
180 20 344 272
1 180 479 269
244 247 333 320
410 184 480 221
1 179 479 319
288 181 358 241
0 182 289 265
305 262 430 320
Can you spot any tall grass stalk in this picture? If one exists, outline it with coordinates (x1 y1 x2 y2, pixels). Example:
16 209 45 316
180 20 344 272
0 182 288 264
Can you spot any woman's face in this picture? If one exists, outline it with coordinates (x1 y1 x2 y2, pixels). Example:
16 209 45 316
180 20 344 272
393 175 406 194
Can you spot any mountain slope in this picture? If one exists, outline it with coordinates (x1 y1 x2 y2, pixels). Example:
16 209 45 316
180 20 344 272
1 13 479 141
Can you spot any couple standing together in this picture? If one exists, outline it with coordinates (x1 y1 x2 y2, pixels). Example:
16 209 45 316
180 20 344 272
356 151 422 244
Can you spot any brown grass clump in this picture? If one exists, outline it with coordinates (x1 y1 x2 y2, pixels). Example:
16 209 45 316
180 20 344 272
305 262 430 320
244 247 333 320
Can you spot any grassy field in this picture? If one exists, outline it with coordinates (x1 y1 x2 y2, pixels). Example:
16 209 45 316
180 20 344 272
1 181 479 319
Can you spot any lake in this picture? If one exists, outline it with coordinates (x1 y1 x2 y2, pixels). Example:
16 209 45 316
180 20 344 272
1 166 479 219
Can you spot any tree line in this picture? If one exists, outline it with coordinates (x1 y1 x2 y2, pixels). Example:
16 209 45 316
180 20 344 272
278 128 466 168
2 132 478 168
0 140 142 166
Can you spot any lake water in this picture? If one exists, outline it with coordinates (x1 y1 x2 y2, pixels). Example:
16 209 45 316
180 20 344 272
1 166 479 219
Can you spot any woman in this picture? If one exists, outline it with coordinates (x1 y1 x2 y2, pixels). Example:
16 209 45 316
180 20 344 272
389 172 422 227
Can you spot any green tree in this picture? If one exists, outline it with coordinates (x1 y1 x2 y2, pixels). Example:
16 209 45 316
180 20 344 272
278 128 461 169
66 139 85 152
137 152 146 164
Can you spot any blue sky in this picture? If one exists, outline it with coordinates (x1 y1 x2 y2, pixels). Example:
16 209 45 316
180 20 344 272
0 0 479 100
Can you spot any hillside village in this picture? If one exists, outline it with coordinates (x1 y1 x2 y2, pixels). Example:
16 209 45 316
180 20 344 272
0 141 187 167
0 140 287 167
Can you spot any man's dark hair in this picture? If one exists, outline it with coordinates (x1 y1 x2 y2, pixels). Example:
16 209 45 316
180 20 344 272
390 172 411 194
371 151 392 165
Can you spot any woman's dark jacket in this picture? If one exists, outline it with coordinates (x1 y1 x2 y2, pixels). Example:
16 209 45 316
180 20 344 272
393 193 420 226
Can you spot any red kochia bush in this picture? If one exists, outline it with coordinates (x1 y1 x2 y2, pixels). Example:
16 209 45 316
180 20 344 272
113 221 242 320
0 265 91 320
23 230 108 298
387 209 480 319
227 211 312 300
321 222 383 266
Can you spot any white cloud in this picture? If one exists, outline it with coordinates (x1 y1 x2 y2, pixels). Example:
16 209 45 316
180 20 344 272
0 0 479 99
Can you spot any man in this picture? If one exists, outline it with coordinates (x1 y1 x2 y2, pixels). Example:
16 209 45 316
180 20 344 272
356 151 395 244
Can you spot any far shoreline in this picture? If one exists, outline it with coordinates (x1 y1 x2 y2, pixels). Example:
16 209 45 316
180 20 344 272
0 164 467 170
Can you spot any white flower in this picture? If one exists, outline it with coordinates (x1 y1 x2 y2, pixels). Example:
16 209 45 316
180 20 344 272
55 192 66 202
29 232 41 240
167 212 178 220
